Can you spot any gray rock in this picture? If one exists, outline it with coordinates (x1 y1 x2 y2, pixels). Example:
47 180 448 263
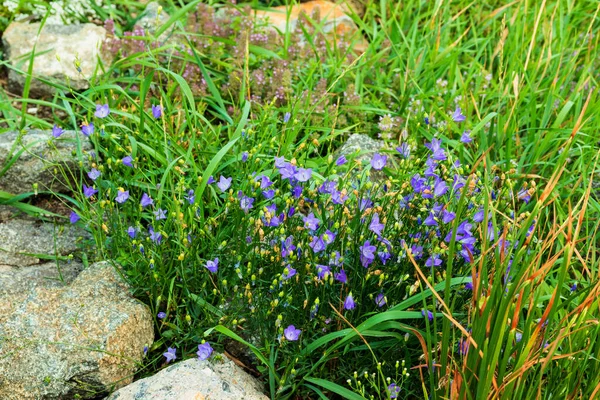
105 357 268 400
337 133 385 162
2 22 107 97
0 261 154 400
0 218 88 266
136 1 171 37
0 129 91 195
0 260 83 325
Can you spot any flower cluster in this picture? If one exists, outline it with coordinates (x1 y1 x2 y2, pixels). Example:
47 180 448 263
72 98 540 398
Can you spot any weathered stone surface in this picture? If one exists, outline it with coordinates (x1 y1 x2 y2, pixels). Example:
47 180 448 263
105 357 268 400
255 1 368 53
0 260 83 325
136 1 171 36
0 262 154 400
3 22 107 97
337 133 385 162
0 218 87 266
0 129 91 195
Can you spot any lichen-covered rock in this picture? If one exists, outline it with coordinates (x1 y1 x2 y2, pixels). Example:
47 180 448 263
337 133 385 162
0 129 91 195
2 22 107 97
0 262 154 400
136 1 171 36
0 260 83 325
0 218 87 266
105 357 268 400
255 0 369 53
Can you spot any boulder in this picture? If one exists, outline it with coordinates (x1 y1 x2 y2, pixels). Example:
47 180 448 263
255 0 368 53
0 260 83 325
105 357 268 400
0 218 87 266
2 22 107 97
0 129 91 195
0 262 154 400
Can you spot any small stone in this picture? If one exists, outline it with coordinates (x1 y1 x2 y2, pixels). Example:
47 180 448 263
105 357 268 400
136 1 171 37
0 262 154 399
2 22 107 97
0 129 91 195
337 133 385 162
255 0 369 53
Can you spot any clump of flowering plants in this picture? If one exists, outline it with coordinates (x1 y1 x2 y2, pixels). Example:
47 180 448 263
66 90 600 400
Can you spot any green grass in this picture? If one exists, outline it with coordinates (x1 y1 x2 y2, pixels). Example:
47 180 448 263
1 0 599 399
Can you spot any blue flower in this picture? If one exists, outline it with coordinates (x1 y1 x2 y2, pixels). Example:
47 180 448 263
425 253 442 267
451 106 466 122
433 178 448 197
334 269 347 284
83 184 98 198
185 189 195 204
461 130 472 143
517 188 531 203
259 175 273 189
442 209 456 224
371 153 387 170
369 213 385 236
344 294 356 310
388 383 401 399
52 124 64 138
81 122 94 136
217 176 232 192
284 325 301 341
570 283 577 292
426 138 447 161
360 240 376 268
151 104 162 119
127 226 138 239
197 342 213 360
205 258 218 273
163 347 176 363
310 236 326 253
422 309 434 321
154 208 167 220
87 168 101 181
396 143 411 158
240 195 254 213
294 168 312 182
335 155 347 166
94 104 110 118
69 211 80 224
316 264 331 279
122 155 134 168
375 293 386 307
303 213 320 230
140 193 153 207
424 212 438 227
115 189 130 204
282 266 297 280
292 185 303 198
